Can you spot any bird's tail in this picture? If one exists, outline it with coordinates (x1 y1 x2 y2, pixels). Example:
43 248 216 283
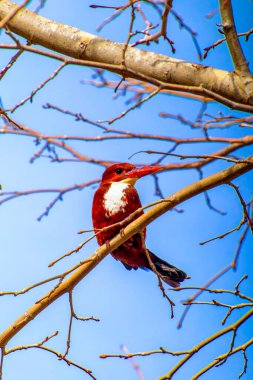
148 251 188 288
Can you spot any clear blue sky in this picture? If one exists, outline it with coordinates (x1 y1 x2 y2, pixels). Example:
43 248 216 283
0 1 252 379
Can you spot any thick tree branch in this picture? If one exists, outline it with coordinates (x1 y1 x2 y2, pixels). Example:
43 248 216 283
0 156 252 349
0 0 31 29
219 0 250 76
0 0 253 111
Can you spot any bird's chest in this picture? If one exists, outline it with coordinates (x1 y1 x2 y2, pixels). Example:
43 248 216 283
103 182 129 217
92 182 144 245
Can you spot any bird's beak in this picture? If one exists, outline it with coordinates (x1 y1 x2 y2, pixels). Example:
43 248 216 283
122 165 161 185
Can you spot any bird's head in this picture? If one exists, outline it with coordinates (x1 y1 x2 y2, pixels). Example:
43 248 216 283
101 163 161 185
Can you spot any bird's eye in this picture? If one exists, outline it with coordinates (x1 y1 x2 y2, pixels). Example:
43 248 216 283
115 168 123 174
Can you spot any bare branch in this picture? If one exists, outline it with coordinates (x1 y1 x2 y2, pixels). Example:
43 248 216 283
98 86 161 124
143 243 175 319
219 0 250 75
192 338 253 380
171 9 202 59
63 291 99 358
0 156 251 350
0 1 252 111
228 183 253 234
9 62 67 113
158 308 253 380
204 29 253 59
0 180 100 221
100 347 189 359
5 331 97 379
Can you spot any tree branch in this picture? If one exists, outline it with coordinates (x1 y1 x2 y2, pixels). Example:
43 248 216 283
158 308 253 379
219 0 250 76
0 156 252 349
0 0 252 111
192 338 253 380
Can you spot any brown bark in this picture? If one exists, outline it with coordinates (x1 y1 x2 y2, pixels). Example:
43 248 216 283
0 0 252 111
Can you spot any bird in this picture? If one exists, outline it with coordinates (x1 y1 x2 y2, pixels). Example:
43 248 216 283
92 162 188 287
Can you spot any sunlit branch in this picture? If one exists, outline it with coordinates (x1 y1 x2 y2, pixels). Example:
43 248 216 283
0 1 252 111
143 242 175 319
101 285 253 380
219 0 251 76
192 338 253 380
63 291 99 358
130 141 253 171
172 268 253 329
228 182 253 234
204 29 253 59
158 308 253 380
0 0 31 29
0 1 252 379
0 156 251 351
100 347 189 359
5 331 97 380
132 0 175 53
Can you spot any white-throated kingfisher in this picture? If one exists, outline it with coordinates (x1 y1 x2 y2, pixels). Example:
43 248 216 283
92 163 188 287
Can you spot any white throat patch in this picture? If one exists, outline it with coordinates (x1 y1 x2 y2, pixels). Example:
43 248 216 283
103 182 129 216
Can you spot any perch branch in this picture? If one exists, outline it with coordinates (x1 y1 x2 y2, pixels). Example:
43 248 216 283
0 155 252 349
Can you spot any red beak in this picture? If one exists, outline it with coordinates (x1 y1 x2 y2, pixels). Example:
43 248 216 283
126 165 161 179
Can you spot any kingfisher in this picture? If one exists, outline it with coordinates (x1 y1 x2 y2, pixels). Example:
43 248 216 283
92 163 188 287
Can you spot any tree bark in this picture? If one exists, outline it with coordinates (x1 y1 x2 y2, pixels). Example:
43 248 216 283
0 0 252 111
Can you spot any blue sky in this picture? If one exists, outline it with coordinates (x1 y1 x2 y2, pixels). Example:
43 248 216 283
0 1 252 379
